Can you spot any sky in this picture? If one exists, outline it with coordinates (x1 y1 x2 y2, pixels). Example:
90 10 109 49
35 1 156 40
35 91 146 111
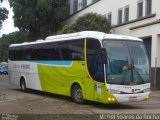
0 1 18 36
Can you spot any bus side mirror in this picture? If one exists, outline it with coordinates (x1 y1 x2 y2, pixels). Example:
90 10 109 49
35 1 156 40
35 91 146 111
102 48 107 64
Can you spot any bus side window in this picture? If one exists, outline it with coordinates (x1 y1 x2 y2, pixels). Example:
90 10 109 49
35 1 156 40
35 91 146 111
86 39 104 83
59 39 84 61
9 47 23 61
9 49 15 60
69 39 84 61
23 46 32 60
31 43 61 60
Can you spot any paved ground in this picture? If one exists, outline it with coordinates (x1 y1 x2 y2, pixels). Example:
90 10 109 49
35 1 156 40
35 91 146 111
0 75 160 120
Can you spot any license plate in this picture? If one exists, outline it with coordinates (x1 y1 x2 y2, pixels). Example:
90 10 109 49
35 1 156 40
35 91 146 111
129 97 137 102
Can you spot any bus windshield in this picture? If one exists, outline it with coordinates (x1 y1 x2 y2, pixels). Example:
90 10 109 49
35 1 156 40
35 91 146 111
103 40 150 85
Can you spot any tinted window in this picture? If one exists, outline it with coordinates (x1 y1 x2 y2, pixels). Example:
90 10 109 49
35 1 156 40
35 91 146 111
9 39 84 61
86 39 104 82
9 47 23 60
9 49 15 60
23 46 32 60
103 40 150 85
31 43 61 60
60 40 84 61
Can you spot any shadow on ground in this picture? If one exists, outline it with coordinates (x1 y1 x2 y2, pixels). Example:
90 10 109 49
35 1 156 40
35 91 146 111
12 88 142 110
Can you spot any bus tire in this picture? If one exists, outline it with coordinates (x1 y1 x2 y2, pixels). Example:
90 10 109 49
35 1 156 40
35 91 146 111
71 84 84 104
20 78 27 92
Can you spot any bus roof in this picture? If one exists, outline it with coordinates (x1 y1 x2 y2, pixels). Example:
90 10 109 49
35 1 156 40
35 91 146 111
9 31 142 47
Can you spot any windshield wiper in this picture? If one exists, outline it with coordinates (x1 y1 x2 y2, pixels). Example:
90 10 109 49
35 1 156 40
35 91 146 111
131 59 144 84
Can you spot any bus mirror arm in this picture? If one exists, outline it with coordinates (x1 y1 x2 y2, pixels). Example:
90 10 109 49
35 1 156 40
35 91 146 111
102 48 108 64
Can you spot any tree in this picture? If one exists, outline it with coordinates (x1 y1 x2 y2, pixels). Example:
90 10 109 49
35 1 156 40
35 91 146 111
0 31 30 61
9 0 68 38
58 24 75 34
0 0 9 30
59 13 111 34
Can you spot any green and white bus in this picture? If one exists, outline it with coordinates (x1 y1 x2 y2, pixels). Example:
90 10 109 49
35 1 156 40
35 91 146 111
8 31 150 104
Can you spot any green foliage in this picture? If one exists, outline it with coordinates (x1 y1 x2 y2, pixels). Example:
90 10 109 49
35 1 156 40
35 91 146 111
9 0 68 38
60 13 111 34
0 0 68 61
0 31 30 61
0 0 9 30
58 25 74 34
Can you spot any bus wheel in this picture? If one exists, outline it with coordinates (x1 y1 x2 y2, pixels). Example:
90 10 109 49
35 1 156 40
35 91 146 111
20 78 27 92
71 85 84 104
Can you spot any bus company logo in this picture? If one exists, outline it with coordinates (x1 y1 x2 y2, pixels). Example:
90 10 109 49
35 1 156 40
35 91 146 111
117 86 131 89
132 89 140 93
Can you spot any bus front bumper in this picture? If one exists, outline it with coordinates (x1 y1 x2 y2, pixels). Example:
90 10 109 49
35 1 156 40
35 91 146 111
112 92 151 103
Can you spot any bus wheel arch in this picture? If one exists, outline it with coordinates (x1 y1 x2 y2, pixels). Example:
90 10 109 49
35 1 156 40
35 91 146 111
71 83 84 104
20 76 27 92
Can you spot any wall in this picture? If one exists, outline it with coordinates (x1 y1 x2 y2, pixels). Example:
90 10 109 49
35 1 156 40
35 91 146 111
68 0 94 15
66 0 160 67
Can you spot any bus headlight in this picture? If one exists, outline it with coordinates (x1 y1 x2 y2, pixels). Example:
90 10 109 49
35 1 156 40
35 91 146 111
107 97 115 101
108 89 121 94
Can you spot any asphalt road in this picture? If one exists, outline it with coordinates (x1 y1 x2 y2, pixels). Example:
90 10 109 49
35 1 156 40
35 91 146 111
0 75 160 120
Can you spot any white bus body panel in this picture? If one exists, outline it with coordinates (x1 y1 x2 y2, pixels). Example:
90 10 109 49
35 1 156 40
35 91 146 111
8 60 42 90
